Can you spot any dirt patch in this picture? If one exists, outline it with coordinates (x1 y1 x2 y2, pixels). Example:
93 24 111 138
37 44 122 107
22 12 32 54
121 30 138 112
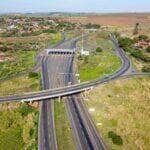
0 52 14 62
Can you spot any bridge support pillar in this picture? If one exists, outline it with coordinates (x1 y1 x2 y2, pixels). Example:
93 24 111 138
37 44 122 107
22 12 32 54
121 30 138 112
58 96 61 102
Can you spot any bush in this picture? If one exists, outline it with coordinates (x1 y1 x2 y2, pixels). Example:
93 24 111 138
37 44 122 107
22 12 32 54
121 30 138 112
113 31 120 38
142 65 150 72
108 131 123 145
84 23 100 29
43 29 57 34
130 49 150 62
146 46 150 53
130 50 143 58
138 35 148 41
123 47 133 53
18 103 34 117
96 47 103 52
118 37 133 48
133 37 139 43
84 56 89 63
28 72 39 79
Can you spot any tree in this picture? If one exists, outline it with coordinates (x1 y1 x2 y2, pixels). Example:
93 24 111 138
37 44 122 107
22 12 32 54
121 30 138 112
130 50 143 58
96 47 103 52
146 46 150 53
138 35 148 41
133 23 139 35
118 37 134 48
84 23 100 29
142 65 150 72
133 37 139 43
108 131 123 145
113 31 120 38
28 72 39 79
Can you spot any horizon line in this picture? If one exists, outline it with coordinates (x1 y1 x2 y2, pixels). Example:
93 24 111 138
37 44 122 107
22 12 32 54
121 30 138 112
0 11 150 15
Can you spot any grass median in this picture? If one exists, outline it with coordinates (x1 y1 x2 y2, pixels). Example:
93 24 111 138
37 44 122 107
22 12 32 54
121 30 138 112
77 32 121 82
54 100 76 150
78 51 121 82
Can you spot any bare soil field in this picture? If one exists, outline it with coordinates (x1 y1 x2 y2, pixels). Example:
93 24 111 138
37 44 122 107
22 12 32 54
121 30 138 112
62 13 150 26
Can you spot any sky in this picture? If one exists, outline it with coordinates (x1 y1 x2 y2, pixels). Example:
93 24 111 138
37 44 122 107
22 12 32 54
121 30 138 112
0 0 150 14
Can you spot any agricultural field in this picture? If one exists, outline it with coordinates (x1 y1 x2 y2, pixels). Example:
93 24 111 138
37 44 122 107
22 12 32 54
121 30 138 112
63 13 150 26
62 13 150 37
84 77 150 149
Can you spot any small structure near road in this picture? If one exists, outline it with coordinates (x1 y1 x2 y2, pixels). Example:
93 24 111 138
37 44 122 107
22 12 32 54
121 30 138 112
46 49 75 55
81 48 89 56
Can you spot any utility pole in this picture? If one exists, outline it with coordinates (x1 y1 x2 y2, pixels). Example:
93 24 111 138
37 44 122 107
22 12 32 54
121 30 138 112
81 28 84 52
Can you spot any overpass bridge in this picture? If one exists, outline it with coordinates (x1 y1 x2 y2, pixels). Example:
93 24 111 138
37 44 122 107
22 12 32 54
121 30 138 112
1 35 149 104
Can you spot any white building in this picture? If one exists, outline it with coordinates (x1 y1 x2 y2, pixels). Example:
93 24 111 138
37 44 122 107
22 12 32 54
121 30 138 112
81 48 89 56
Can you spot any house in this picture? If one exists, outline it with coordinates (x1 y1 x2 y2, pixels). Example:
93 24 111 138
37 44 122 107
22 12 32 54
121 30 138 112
136 41 150 49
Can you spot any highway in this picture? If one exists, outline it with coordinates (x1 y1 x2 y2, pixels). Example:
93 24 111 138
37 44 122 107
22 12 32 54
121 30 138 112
38 49 74 149
38 35 107 149
0 34 150 103
38 55 57 150
44 34 107 149
38 33 78 150
64 53 107 149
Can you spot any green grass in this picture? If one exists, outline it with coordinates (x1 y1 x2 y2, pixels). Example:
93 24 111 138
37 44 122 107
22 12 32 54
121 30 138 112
78 51 121 82
0 74 40 96
0 50 36 79
0 32 63 149
96 38 115 51
0 73 40 149
85 77 150 149
77 32 121 81
0 33 62 79
0 103 39 150
49 33 62 46
54 100 76 150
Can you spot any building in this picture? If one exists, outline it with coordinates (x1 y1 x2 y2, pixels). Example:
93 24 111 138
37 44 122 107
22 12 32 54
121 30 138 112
81 48 89 56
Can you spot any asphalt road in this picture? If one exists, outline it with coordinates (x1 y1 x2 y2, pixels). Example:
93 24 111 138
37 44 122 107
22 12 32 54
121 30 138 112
39 52 74 150
64 55 107 149
38 34 77 150
42 36 107 149
65 95 107 150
